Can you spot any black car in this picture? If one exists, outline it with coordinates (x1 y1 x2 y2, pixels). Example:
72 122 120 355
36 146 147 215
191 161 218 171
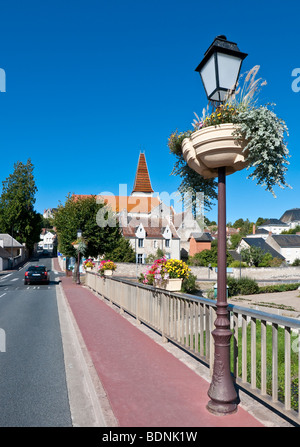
24 265 50 285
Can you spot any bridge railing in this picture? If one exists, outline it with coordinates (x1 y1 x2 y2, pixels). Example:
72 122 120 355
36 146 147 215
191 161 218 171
85 271 300 424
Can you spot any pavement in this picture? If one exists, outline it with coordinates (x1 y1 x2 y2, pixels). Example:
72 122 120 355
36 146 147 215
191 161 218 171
52 258 297 428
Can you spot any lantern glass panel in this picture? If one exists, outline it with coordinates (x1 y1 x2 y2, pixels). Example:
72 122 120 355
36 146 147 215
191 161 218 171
217 53 242 92
200 54 216 99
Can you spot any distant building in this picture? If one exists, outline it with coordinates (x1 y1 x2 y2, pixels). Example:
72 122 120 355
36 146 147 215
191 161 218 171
0 234 26 268
43 208 57 219
257 218 289 235
188 232 213 257
237 237 285 261
38 230 57 254
280 208 300 229
266 234 300 264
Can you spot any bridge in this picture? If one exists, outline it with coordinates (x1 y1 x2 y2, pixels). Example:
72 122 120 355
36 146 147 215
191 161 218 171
55 258 300 427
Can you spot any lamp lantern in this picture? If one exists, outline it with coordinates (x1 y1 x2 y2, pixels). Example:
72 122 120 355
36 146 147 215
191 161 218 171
195 35 247 104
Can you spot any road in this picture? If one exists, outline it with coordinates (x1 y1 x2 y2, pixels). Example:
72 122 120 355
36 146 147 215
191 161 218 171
0 256 72 427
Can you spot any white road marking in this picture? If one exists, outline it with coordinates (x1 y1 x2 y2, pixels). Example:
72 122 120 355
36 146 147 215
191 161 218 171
11 278 19 282
0 273 12 281
0 293 6 298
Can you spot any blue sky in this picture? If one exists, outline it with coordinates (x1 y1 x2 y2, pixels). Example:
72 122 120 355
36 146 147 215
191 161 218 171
0 0 299 225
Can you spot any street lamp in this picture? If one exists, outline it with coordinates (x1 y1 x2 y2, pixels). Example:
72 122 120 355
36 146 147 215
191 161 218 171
196 35 247 415
195 35 247 105
76 229 82 285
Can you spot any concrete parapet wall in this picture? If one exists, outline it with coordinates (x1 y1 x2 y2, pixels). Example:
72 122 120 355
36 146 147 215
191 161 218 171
113 262 300 282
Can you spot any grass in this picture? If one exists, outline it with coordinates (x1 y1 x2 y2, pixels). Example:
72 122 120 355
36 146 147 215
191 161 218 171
191 321 299 412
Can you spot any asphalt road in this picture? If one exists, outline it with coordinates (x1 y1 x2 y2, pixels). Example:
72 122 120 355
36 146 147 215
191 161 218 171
0 256 72 427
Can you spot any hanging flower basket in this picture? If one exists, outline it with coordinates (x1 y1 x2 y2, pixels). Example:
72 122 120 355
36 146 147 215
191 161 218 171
182 123 248 179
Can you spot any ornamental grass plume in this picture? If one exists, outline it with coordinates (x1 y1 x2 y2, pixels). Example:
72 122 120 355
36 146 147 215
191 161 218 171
168 65 290 198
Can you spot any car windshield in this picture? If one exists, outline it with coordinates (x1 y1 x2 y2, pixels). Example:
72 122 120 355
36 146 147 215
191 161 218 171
28 266 46 272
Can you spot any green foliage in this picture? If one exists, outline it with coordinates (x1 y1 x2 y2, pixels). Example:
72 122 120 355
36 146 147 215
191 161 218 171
54 194 135 260
188 246 233 267
240 246 265 267
281 225 300 234
228 260 247 268
231 321 298 411
0 159 42 253
292 258 300 266
227 277 299 296
227 276 259 296
105 237 135 263
181 273 198 294
145 248 166 264
232 105 290 197
229 233 242 249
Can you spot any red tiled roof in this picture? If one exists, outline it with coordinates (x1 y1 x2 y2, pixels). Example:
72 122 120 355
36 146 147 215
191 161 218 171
132 153 154 194
73 194 160 214
121 217 179 239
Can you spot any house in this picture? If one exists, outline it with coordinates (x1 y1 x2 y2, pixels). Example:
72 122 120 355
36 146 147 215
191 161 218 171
257 218 289 235
174 209 205 259
265 234 300 264
188 232 213 257
122 217 180 263
237 237 285 261
38 230 57 254
43 208 57 219
0 245 11 270
0 234 26 268
280 208 300 229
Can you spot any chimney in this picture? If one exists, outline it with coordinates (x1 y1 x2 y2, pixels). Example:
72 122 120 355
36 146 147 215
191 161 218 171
253 224 256 235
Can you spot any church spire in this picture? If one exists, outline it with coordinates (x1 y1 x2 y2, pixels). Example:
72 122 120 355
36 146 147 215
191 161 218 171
131 152 154 196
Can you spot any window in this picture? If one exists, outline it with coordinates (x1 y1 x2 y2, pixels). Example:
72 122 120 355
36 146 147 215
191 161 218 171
138 238 144 248
153 240 157 248
137 254 143 264
165 239 170 248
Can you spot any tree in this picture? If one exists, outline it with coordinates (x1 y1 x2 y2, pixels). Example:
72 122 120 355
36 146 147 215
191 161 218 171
240 246 265 267
188 246 233 267
0 159 42 253
54 194 135 261
256 217 268 227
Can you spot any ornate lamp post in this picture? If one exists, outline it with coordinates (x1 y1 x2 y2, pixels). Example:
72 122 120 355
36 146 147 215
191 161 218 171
76 229 82 285
195 35 247 415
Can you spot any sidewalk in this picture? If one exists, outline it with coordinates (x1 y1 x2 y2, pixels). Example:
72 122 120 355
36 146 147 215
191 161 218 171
53 258 270 427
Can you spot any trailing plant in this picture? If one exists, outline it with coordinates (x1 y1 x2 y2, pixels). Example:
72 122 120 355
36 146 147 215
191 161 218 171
169 65 290 199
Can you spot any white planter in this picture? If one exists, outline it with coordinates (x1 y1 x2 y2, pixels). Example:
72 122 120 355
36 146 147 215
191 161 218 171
182 123 248 179
160 278 183 292
103 269 113 276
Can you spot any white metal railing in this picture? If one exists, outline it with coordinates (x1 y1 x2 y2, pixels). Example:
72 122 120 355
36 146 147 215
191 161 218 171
85 271 300 425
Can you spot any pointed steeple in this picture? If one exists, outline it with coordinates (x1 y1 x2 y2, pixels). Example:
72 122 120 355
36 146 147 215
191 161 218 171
131 152 154 196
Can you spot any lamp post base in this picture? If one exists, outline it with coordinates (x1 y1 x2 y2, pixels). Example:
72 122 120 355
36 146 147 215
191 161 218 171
207 400 237 416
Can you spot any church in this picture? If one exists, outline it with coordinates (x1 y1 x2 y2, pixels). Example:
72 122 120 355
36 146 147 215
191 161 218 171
75 152 205 263
97 152 204 263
